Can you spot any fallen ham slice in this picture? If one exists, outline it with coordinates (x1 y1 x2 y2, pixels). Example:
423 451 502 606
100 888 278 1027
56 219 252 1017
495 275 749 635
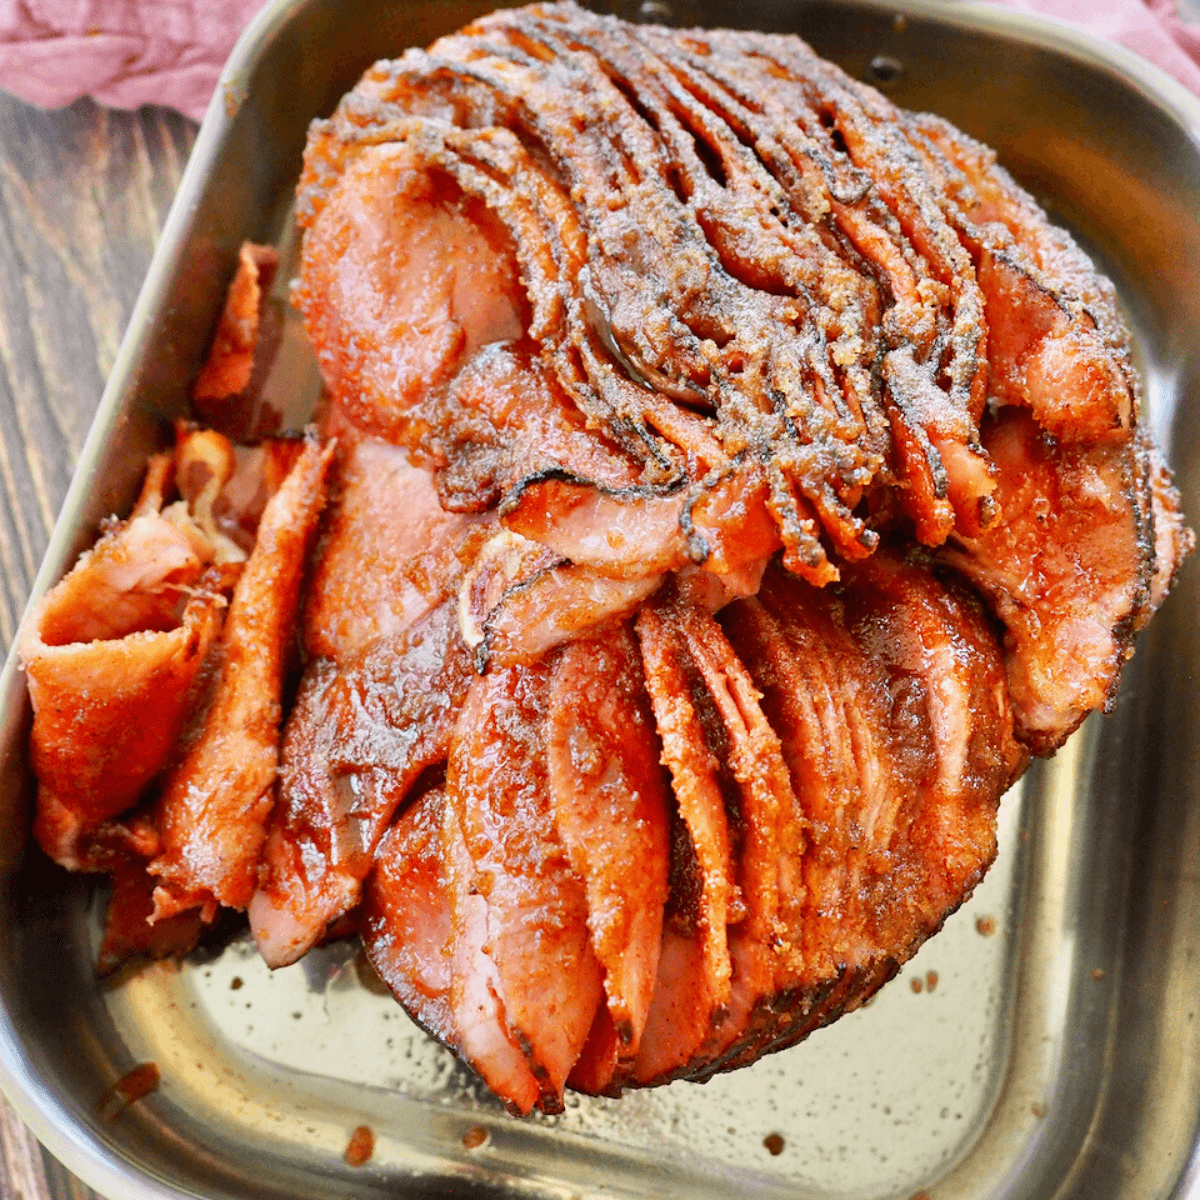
21 469 225 870
192 242 282 442
149 437 334 919
97 860 208 978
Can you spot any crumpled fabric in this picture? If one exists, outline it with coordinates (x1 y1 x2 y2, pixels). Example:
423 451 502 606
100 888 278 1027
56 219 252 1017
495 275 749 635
0 0 266 121
0 0 1198 122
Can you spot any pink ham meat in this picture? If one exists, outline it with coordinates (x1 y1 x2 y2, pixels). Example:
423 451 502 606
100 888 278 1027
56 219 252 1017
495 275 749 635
702 551 1024 1074
631 602 734 1084
304 425 485 662
149 438 334 919
671 601 807 1072
446 663 604 1112
250 429 481 966
443 800 542 1114
363 781 544 1116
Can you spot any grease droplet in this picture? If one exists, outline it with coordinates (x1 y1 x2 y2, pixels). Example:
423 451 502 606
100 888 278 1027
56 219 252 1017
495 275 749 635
867 55 903 84
463 1126 489 1150
976 915 997 937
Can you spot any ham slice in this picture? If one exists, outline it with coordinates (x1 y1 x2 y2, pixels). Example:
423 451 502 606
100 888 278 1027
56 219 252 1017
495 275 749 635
149 438 334 919
250 601 473 967
546 627 671 1087
446 664 604 1111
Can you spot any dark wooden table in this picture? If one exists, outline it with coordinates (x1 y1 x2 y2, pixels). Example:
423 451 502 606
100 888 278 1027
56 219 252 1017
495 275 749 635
0 86 197 1200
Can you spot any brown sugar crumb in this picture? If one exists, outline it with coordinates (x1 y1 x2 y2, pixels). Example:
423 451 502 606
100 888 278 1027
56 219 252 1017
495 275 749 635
1031 1102 1047 1119
926 971 939 993
230 976 243 990
1091 968 1106 981
462 1126 489 1150
345 1125 374 1167
763 1132 785 1156
911 977 923 994
976 915 997 937
99 1062 160 1120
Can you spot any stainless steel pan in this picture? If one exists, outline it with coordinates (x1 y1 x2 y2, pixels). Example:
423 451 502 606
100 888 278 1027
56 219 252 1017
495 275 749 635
0 1 1197 1196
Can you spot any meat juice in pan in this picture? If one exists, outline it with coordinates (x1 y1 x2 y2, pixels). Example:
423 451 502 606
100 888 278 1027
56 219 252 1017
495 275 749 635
17 0 1193 1191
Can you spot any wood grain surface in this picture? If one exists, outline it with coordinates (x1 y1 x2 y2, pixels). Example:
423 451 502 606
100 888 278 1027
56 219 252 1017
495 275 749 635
0 86 197 1200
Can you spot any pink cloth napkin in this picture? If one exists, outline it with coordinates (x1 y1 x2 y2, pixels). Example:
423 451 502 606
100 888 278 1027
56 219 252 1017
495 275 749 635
0 0 265 120
1 0 1199 121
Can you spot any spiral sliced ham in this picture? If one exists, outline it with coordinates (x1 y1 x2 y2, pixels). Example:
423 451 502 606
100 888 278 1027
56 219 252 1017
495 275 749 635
22 2 1193 1116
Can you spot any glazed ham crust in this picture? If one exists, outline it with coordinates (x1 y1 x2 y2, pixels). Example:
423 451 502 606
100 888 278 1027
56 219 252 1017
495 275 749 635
21 4 1192 1118
297 1 1189 752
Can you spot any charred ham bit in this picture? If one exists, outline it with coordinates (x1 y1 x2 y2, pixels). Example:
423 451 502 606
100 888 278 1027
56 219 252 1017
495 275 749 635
192 242 283 442
149 438 334 921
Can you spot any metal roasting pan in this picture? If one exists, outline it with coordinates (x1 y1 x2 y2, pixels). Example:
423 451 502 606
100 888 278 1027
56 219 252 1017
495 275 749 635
0 0 1198 1196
